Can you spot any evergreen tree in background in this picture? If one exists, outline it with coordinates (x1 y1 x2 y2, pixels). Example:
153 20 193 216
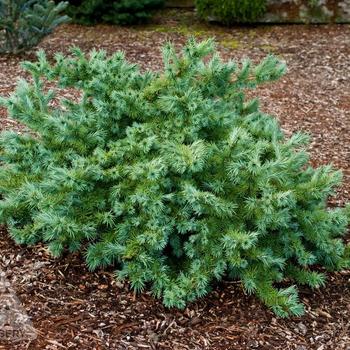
0 39 349 316
66 0 164 25
0 0 69 54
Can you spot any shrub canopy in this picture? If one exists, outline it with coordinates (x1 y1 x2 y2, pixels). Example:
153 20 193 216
0 39 349 317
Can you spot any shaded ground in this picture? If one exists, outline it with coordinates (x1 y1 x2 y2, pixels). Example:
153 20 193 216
0 9 349 350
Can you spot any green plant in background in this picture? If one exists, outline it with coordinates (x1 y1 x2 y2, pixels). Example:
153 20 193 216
65 0 165 25
0 39 349 317
62 0 104 25
0 0 69 54
196 0 267 24
308 0 320 7
110 0 165 25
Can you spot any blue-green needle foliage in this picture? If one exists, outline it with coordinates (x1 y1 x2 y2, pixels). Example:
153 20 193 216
0 39 349 317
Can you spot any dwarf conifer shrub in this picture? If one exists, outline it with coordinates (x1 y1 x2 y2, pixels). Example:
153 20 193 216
196 0 266 24
0 39 349 317
0 0 69 54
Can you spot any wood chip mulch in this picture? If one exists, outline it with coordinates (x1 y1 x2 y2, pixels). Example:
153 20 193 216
0 10 349 350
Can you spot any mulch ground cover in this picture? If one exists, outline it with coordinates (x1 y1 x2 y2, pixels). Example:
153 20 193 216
0 9 349 350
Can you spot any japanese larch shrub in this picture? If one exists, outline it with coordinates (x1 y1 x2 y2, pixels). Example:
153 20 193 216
0 39 349 317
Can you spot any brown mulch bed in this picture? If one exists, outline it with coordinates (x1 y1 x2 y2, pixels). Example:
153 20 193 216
0 9 349 350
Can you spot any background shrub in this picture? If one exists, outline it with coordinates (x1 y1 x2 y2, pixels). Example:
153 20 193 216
196 0 267 24
64 0 165 25
0 39 349 317
0 0 69 54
